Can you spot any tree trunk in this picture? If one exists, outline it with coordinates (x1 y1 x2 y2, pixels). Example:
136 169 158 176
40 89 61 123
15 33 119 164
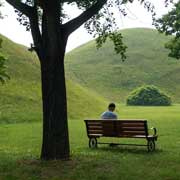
36 1 70 160
39 40 70 160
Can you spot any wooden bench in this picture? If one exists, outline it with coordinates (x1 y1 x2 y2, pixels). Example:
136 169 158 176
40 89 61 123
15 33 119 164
84 119 158 152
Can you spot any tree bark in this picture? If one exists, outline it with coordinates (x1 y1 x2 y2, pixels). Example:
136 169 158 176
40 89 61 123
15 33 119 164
38 1 70 160
39 41 69 160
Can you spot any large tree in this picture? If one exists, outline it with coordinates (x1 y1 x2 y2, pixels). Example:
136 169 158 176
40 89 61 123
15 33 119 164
4 0 155 160
155 0 180 59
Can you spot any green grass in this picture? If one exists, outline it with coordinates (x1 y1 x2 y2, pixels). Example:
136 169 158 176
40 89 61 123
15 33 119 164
65 28 180 103
0 105 180 180
0 79 107 123
66 80 107 120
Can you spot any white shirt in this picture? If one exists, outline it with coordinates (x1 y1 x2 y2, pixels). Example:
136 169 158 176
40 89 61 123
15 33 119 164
101 111 118 119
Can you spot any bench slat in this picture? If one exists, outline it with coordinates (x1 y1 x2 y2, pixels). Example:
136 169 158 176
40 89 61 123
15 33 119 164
87 122 102 125
119 129 146 133
117 135 147 138
118 131 147 136
88 133 103 137
119 123 145 127
88 125 102 129
117 127 145 132
118 120 147 123
88 129 103 133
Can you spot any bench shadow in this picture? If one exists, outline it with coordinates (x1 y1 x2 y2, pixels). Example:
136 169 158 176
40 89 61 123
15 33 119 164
94 145 163 155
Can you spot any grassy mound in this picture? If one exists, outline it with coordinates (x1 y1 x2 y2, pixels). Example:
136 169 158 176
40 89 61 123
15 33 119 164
0 35 41 123
65 28 180 102
0 35 107 123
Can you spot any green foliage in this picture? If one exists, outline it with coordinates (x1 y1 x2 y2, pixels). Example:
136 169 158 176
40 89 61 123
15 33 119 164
83 0 155 60
155 1 180 59
164 38 180 59
96 32 127 61
127 85 171 106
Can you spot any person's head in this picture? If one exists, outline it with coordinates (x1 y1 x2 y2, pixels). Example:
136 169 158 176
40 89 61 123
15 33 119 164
108 103 116 112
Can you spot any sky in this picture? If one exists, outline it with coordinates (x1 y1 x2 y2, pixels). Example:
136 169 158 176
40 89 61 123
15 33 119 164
0 0 176 52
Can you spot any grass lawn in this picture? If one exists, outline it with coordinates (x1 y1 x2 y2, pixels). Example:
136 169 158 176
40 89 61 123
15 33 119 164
0 104 180 180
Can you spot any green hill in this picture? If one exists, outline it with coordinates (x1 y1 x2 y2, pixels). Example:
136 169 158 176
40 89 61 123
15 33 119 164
65 28 180 103
1 27 180 123
0 35 106 123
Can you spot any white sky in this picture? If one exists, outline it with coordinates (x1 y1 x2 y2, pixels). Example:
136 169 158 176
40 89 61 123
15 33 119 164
0 0 176 52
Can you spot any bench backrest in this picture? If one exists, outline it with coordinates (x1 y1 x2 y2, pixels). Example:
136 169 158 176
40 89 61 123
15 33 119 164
84 119 149 138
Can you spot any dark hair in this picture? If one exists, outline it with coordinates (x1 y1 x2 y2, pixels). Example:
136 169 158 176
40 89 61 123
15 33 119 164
108 103 116 108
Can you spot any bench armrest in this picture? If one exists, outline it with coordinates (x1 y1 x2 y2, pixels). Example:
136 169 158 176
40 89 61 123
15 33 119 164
150 127 157 136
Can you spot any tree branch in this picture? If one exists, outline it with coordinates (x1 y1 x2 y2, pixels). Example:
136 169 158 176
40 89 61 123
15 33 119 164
29 7 42 54
63 0 107 36
5 0 33 17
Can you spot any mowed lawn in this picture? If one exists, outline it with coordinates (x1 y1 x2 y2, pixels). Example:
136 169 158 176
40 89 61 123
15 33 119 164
0 105 180 180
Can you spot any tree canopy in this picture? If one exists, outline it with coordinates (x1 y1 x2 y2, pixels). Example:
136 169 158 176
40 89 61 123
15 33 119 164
155 1 180 59
7 0 157 61
127 85 171 106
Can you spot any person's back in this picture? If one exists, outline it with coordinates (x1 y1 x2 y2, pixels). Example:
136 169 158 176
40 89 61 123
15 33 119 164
101 103 118 119
101 111 117 119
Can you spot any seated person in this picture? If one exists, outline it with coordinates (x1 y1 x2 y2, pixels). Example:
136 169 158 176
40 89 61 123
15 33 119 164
101 103 118 119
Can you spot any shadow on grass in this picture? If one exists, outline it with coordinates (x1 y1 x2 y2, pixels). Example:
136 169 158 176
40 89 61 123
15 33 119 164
91 144 164 155
0 147 166 180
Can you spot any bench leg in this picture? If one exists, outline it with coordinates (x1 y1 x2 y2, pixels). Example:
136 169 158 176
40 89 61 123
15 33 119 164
89 137 97 148
147 139 155 152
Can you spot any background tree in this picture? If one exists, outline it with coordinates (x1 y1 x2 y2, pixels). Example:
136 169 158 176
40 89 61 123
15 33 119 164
127 85 171 106
4 0 155 160
155 0 180 59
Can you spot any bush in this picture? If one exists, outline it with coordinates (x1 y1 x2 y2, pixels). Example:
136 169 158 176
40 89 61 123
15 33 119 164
127 85 171 106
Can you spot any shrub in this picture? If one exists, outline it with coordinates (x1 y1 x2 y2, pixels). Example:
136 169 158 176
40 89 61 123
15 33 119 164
127 85 171 106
